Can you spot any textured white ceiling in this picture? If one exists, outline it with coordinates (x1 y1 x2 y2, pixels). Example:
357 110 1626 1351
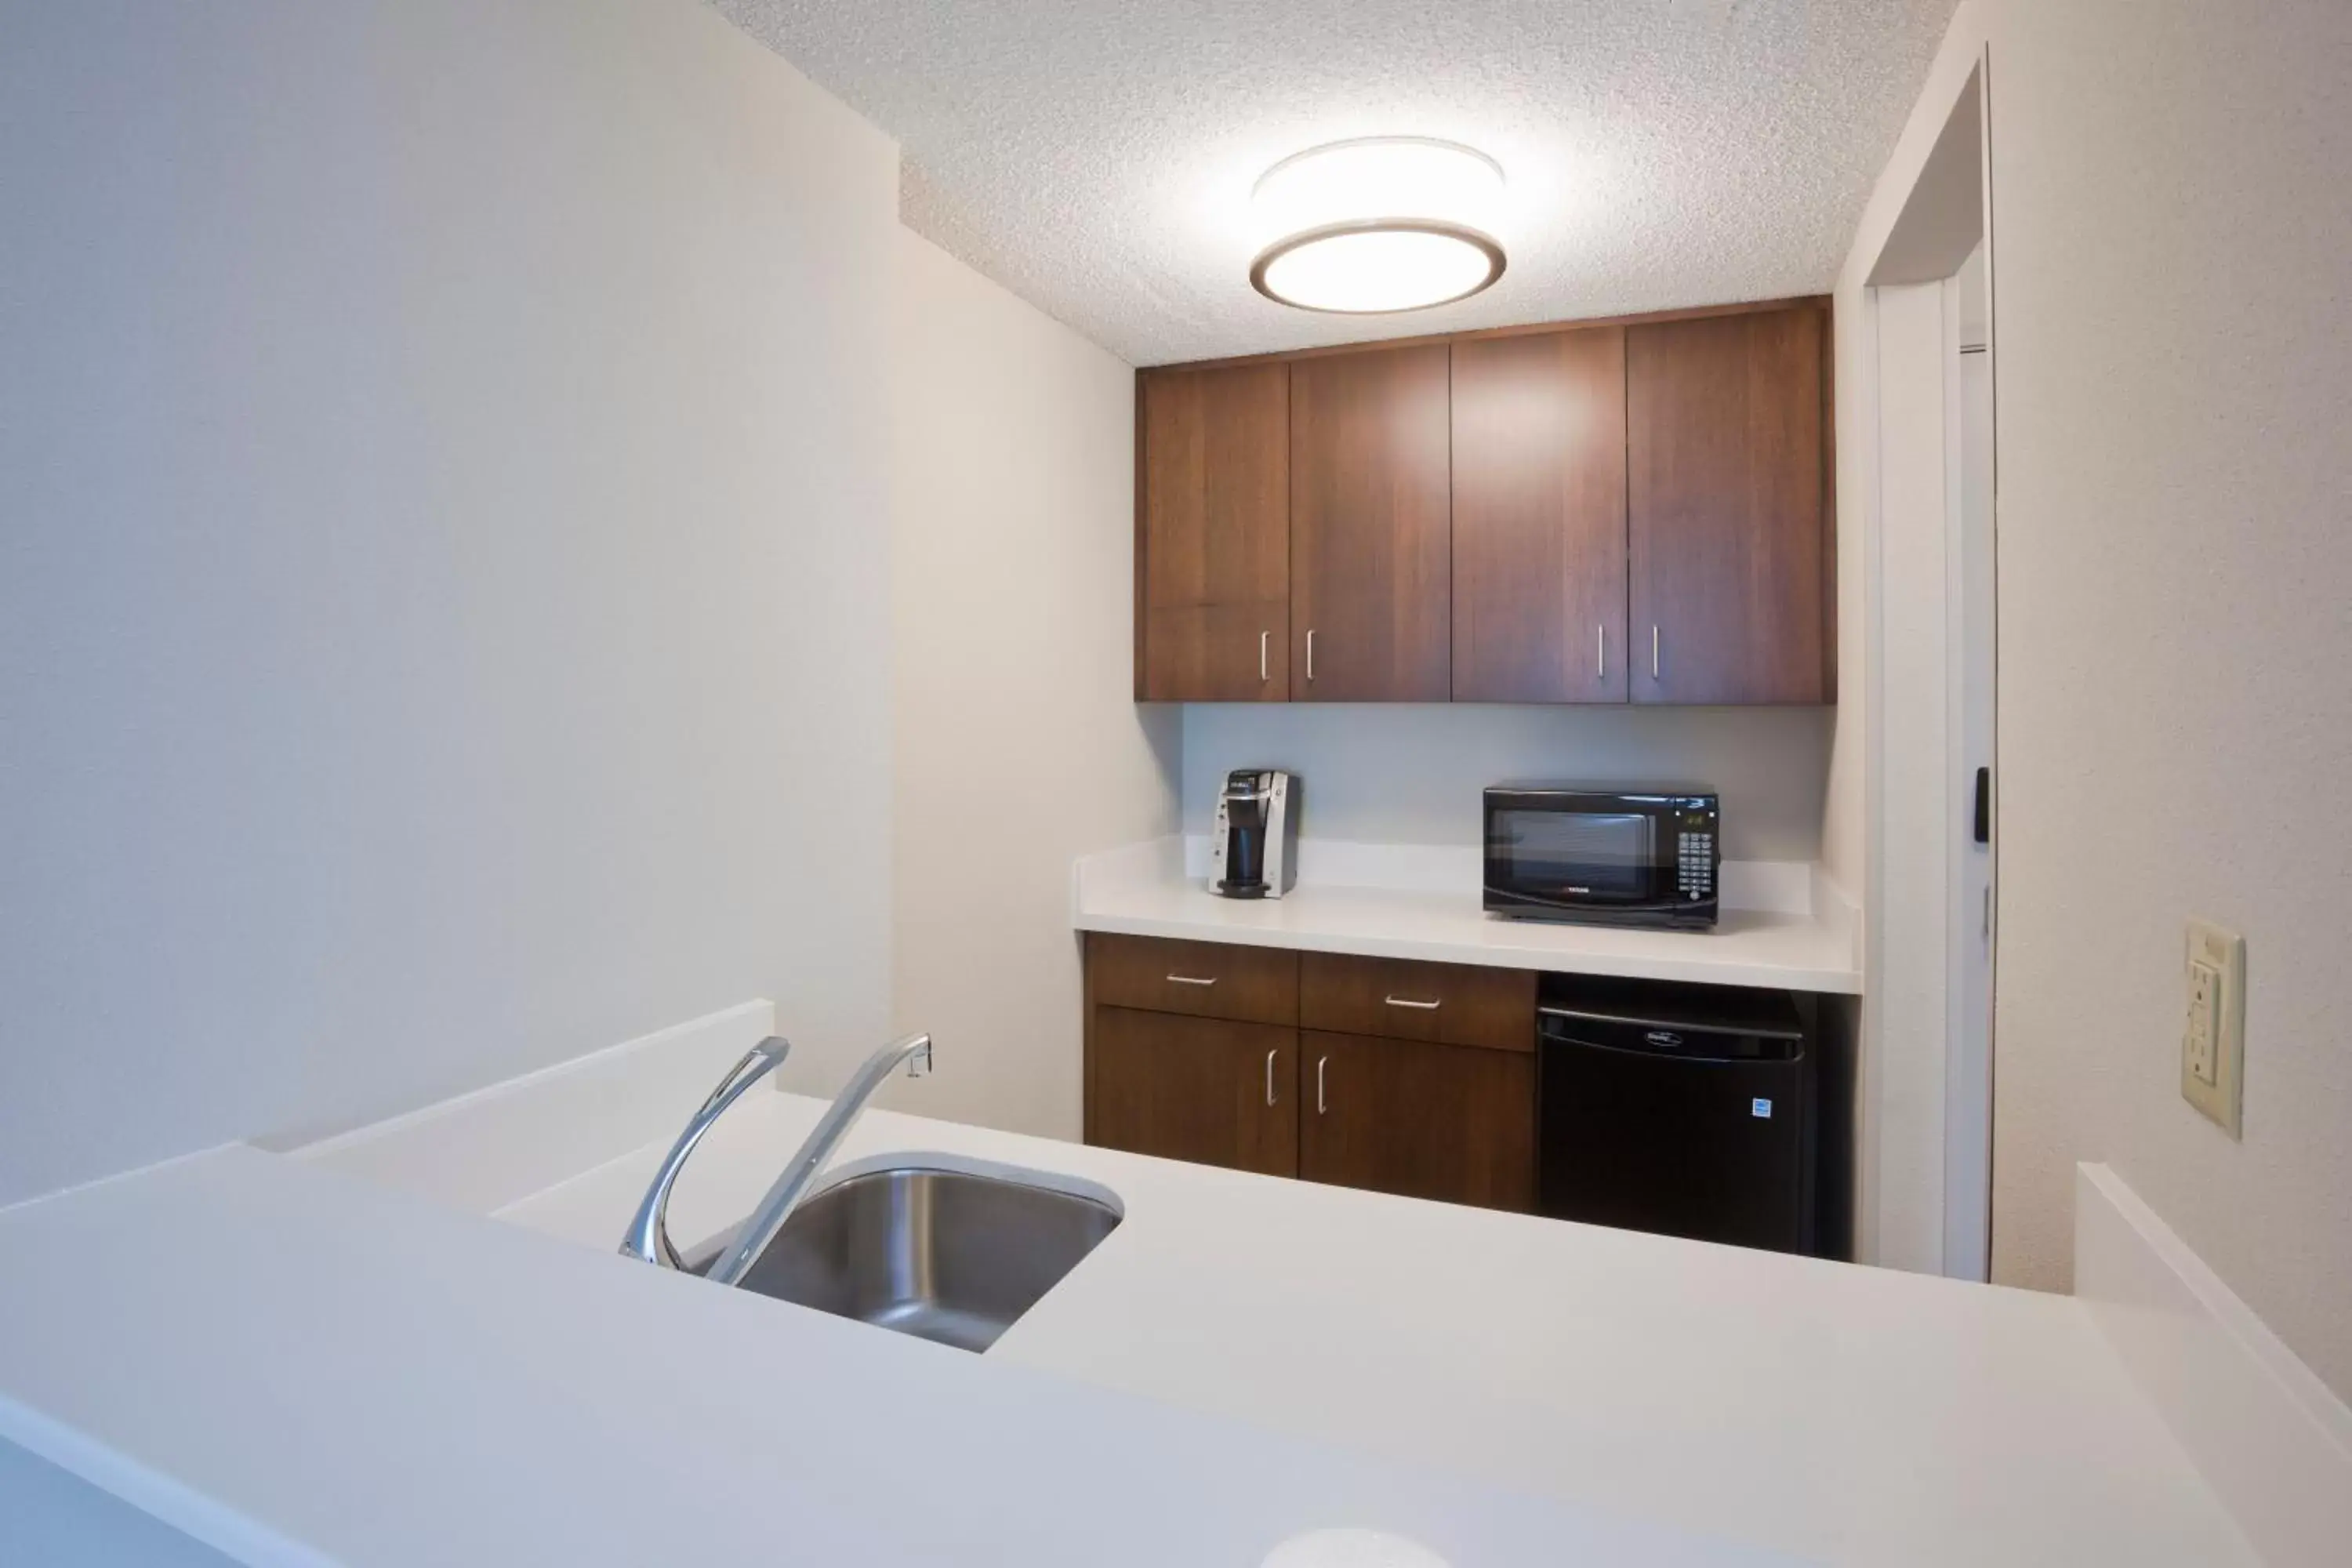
709 0 1957 365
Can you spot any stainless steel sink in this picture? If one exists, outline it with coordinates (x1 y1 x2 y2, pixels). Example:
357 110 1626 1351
696 1163 1121 1352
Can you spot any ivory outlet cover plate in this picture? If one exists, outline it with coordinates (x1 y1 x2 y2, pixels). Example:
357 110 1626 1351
2181 919 2245 1138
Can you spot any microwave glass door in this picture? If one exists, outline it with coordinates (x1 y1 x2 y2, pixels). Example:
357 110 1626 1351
1493 810 1657 901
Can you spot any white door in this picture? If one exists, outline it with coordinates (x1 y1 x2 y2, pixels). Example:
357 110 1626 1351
1941 244 1994 1279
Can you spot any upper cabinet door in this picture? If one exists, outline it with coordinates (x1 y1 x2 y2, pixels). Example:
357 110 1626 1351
1290 345 1452 702
1627 307 1831 705
1450 328 1629 702
1137 363 1290 702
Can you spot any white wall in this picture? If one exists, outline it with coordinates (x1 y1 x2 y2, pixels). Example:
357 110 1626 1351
0 0 898 1204
1846 0 2352 1399
887 230 1180 1140
1978 0 2352 1399
1182 706 1833 863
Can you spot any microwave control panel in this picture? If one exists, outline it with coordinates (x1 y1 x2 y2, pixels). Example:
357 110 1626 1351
1676 810 1718 900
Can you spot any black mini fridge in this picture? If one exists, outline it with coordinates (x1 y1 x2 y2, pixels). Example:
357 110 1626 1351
1537 977 1814 1255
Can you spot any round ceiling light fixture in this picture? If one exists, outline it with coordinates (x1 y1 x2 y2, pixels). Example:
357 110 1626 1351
1249 137 1506 314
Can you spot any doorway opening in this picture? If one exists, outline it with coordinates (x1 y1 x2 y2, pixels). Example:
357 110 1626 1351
1860 61 1996 1280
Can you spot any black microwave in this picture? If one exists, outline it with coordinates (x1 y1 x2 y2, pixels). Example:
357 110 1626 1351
1483 786 1720 930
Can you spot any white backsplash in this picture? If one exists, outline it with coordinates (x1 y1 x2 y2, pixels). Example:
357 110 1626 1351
1179 703 1834 864
1167 835 1820 916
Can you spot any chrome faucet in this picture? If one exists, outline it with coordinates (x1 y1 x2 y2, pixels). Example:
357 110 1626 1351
702 1032 933 1287
620 1036 791 1269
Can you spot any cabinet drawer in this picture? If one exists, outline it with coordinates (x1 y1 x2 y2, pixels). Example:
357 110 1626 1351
1299 952 1534 1051
1087 933 1298 1024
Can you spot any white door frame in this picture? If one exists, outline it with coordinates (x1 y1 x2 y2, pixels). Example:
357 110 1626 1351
1850 47 1998 1279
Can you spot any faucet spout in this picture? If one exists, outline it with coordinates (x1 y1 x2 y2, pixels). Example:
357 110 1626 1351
703 1032 934 1288
619 1036 789 1269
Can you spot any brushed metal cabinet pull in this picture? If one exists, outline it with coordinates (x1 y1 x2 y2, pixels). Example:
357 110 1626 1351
1316 1054 1328 1116
1305 629 1316 683
1384 995 1442 1011
1165 973 1217 986
1652 624 1661 679
1265 1049 1279 1107
1259 630 1269 682
1597 623 1606 681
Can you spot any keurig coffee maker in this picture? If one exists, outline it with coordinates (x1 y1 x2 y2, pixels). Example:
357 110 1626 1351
1210 768 1298 898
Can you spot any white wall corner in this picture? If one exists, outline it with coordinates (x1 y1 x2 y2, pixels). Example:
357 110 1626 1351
286 1001 776 1217
2074 1163 2352 1566
1073 837 1187 920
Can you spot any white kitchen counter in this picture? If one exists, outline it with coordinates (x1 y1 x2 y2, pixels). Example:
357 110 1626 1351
1074 837 1863 993
0 1077 2260 1566
495 1092 2253 1566
0 1143 1793 1568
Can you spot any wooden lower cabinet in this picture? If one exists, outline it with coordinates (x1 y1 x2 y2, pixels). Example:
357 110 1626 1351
1083 934 1538 1213
1297 1031 1537 1212
1089 1006 1298 1177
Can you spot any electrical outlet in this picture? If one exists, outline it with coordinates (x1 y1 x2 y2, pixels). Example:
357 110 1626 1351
2181 920 2245 1137
2184 960 2219 1084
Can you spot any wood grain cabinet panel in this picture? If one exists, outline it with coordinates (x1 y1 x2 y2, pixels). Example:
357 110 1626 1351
1289 345 1452 702
1137 363 1290 701
1087 933 1298 1023
1450 329 1630 702
1627 307 1831 705
1091 1007 1298 1177
1298 1030 1536 1210
1299 952 1536 1052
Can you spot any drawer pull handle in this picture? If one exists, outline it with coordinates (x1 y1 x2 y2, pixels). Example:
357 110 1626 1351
1165 974 1218 986
1265 1049 1279 1107
1316 1054 1328 1115
1384 995 1442 1011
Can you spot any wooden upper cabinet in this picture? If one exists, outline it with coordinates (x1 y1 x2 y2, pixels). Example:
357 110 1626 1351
1132 299 1834 708
1136 363 1290 702
1450 328 1630 702
1289 344 1452 702
1627 307 1831 705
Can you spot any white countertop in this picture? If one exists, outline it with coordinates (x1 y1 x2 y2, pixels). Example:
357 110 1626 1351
0 1085 2256 1566
0 1143 1791 1568
497 1093 2254 1566
1073 837 1863 993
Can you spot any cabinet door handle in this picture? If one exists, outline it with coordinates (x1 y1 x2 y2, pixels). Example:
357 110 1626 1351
1652 624 1661 679
1259 630 1269 683
1316 1054 1327 1115
1597 623 1606 681
1165 973 1217 986
1265 1049 1279 1107
1305 629 1316 683
1384 995 1442 1011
